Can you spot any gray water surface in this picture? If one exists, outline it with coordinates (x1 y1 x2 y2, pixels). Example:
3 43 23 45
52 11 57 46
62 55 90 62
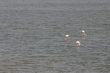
0 0 110 73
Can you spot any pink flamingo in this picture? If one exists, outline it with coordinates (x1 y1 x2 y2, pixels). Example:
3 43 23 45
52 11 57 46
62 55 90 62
76 40 80 48
81 30 87 39
64 34 70 42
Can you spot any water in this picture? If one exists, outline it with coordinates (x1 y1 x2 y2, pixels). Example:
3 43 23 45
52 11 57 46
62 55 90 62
0 0 110 73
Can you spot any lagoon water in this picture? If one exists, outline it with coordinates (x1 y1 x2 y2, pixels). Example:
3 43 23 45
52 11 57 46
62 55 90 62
0 0 110 73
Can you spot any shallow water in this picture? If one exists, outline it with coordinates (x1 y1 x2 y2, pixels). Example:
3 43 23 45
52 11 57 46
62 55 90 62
0 0 110 73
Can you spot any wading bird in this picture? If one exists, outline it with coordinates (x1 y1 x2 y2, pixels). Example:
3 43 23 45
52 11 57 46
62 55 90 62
81 30 87 39
76 40 80 48
64 34 70 42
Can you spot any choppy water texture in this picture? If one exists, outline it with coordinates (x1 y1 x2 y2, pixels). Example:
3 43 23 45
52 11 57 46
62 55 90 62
0 0 110 73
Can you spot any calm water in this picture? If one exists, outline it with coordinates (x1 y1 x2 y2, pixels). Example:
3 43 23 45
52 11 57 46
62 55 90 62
0 0 110 73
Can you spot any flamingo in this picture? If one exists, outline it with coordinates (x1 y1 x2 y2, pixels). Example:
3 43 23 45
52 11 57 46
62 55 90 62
81 30 87 39
64 34 70 42
76 40 80 48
